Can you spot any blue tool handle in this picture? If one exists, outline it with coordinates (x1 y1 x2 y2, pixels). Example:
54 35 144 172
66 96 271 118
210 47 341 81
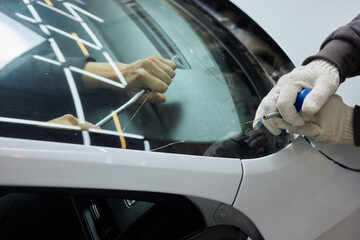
256 88 311 129
294 89 311 112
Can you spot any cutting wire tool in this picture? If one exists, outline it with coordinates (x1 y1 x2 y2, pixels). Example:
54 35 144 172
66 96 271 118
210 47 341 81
96 89 146 127
255 89 311 129
96 55 180 127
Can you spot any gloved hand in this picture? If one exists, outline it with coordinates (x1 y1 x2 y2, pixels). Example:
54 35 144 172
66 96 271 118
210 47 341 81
291 95 353 144
203 128 276 158
253 59 340 135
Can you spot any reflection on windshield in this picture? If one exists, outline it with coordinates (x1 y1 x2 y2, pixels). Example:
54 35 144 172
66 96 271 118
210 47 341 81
0 12 45 70
0 0 289 158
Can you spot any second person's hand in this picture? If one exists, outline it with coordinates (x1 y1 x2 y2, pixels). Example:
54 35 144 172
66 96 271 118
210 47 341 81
83 55 177 103
290 94 353 144
253 59 340 135
117 55 176 103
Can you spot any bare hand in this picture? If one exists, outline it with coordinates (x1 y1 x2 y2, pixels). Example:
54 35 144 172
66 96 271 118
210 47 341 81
83 56 176 103
48 114 100 130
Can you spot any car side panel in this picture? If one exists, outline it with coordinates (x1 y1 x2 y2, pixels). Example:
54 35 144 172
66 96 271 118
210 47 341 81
234 137 360 240
0 136 242 205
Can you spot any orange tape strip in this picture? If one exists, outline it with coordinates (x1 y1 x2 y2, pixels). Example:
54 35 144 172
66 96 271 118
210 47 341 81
111 111 127 149
71 33 89 56
44 0 53 6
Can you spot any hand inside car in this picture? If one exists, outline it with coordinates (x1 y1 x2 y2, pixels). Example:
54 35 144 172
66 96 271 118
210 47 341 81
82 56 177 103
48 114 100 130
204 127 276 158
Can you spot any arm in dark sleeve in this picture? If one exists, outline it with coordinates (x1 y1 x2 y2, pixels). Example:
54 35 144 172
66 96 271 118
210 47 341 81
353 106 360 146
0 53 95 121
0 53 95 95
64 56 96 92
303 14 360 82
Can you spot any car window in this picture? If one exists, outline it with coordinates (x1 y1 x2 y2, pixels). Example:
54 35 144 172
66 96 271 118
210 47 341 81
0 0 289 158
0 190 205 239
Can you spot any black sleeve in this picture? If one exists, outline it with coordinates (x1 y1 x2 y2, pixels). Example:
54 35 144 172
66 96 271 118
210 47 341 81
0 53 95 121
303 14 360 82
353 106 360 146
0 53 95 95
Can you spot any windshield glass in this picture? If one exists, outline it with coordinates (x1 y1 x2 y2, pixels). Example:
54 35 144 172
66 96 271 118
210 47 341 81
0 0 289 158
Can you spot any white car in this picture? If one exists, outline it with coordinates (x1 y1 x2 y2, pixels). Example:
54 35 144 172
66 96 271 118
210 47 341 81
0 0 359 239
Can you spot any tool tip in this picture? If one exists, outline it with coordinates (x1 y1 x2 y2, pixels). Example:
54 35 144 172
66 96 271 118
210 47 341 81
253 120 262 131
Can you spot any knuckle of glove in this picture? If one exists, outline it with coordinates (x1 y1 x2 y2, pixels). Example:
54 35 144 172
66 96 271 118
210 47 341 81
271 117 292 130
263 120 281 136
324 77 339 91
277 73 294 85
293 124 320 138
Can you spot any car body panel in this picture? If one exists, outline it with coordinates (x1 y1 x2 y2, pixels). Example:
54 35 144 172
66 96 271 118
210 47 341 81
1 1 360 238
308 139 360 170
0 136 242 205
234 136 360 240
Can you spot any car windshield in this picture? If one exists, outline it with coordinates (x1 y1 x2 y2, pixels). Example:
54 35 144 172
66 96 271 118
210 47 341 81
0 0 289 158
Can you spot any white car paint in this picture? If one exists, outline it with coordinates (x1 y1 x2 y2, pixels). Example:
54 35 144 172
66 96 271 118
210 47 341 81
0 136 242 205
1 1 360 239
230 2 360 238
234 137 360 240
3 128 360 240
310 139 360 170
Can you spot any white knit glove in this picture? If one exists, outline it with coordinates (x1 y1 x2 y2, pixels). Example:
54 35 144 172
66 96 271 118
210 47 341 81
253 59 340 135
291 95 354 144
